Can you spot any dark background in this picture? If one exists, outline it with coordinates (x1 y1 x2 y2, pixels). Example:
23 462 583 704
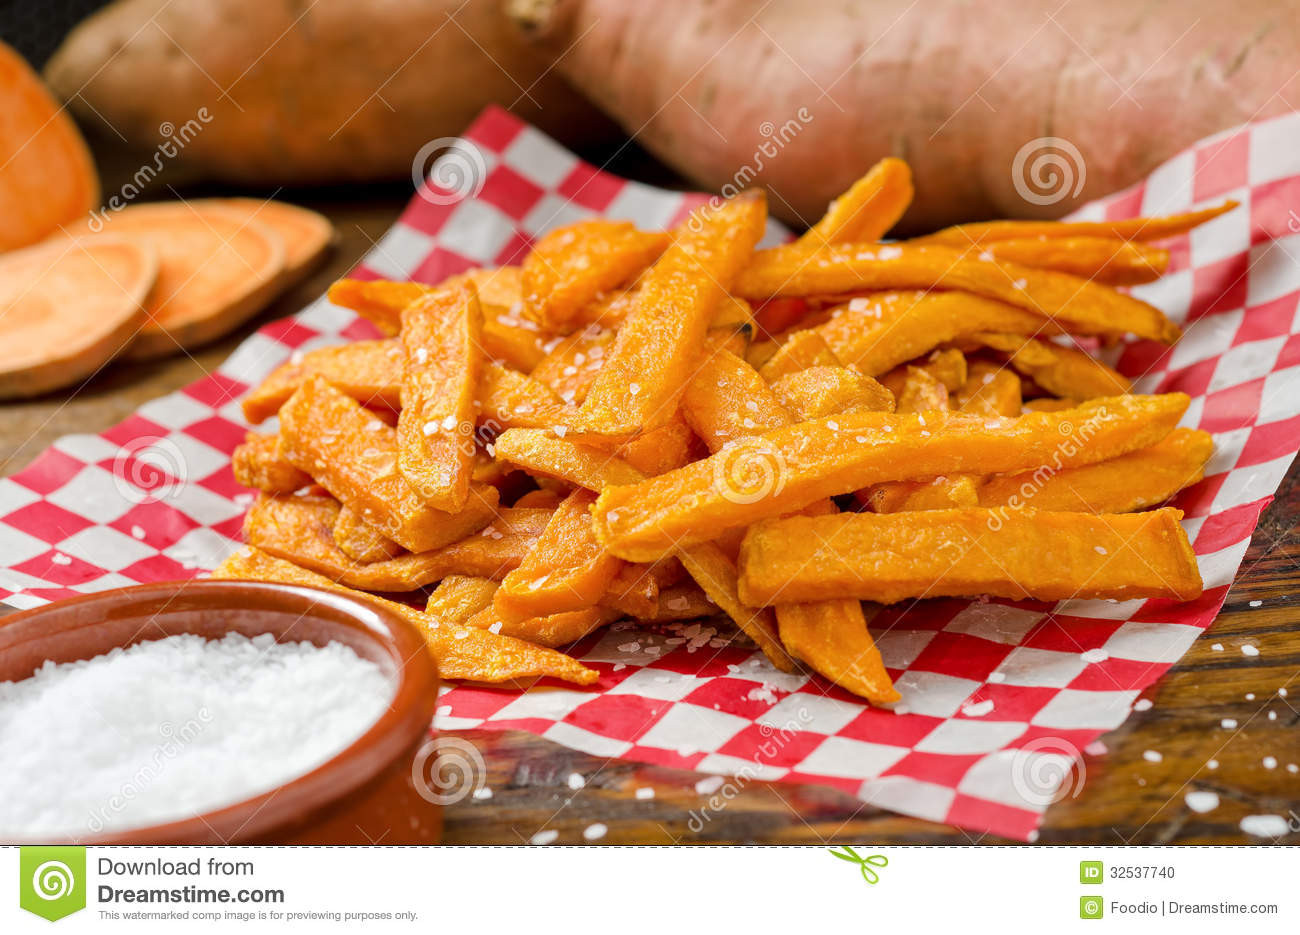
0 1 103 67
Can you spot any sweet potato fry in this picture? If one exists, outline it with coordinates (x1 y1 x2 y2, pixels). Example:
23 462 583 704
798 158 913 246
277 376 497 552
639 584 718 623
966 332 1131 398
591 394 1189 562
913 201 1237 247
735 244 1181 344
398 284 483 511
231 433 311 493
885 365 950 413
1022 397 1080 413
769 366 893 420
523 219 670 329
529 325 616 405
326 278 421 334
425 575 500 623
738 507 1202 605
780 291 1054 380
977 428 1213 514
615 412 697 476
675 541 795 672
493 428 646 490
465 605 617 648
756 329 842 381
212 547 597 686
242 339 403 423
776 600 900 705
682 346 792 448
576 192 767 436
600 562 661 618
964 237 1169 285
954 361 1023 417
477 361 574 430
860 474 982 513
495 489 624 622
333 505 403 563
512 488 565 509
245 494 545 591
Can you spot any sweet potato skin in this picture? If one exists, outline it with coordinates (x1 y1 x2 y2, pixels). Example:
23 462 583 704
46 0 616 185
511 0 1300 230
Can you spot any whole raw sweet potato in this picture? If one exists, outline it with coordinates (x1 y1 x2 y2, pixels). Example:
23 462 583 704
508 0 1300 231
44 0 616 185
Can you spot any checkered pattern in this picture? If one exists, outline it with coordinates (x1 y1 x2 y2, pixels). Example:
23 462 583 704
4 107 1300 841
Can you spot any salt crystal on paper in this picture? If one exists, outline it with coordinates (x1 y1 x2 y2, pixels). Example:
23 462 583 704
1081 649 1108 663
1249 600 1263 607
1246 693 1255 700
50 553 71 566
961 699 994 717
473 787 493 800
1084 740 1108 756
1143 750 1163 763
1242 644 1260 656
530 829 558 845
1207 759 1219 770
1263 756 1278 769
1134 698 1153 711
130 526 145 540
566 772 586 790
583 822 607 841
1221 718 1238 729
1211 643 1224 651
1185 791 1219 813
987 672 1006 683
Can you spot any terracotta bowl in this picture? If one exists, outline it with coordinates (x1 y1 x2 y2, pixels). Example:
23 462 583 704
0 580 441 845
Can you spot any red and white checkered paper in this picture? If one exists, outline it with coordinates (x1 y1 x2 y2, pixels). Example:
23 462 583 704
4 107 1300 841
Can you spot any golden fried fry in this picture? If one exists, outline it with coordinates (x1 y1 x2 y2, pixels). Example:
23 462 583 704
739 507 1202 605
885 365 950 413
232 433 311 493
464 604 617 648
954 360 1023 417
212 547 598 685
736 245 1181 344
799 158 913 246
523 219 669 329
862 474 982 513
977 428 1213 514
243 340 403 424
495 489 624 622
425 575 499 623
769 366 894 420
963 237 1169 285
757 329 842 381
277 376 497 552
333 505 403 563
592 394 1189 561
682 346 792 448
776 600 900 705
913 201 1237 246
964 332 1131 398
398 283 483 511
529 325 616 405
577 192 767 436
493 428 646 490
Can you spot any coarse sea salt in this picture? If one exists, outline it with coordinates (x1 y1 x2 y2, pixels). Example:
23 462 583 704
0 633 392 837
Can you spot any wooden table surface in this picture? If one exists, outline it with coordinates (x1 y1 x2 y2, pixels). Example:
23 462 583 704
2 140 1296 846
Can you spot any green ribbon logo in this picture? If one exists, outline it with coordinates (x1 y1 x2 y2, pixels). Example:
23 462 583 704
19 847 86 922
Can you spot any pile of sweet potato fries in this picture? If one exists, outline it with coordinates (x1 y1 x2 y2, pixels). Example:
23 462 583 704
216 159 1225 706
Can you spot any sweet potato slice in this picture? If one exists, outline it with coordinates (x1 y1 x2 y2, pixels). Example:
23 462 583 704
978 428 1213 514
464 605 617 648
277 376 497 552
914 201 1237 247
736 244 1181 344
212 547 597 686
495 489 624 622
493 428 646 490
61 201 287 359
398 284 483 511
954 361 1023 417
0 237 155 398
591 394 1189 562
244 494 545 591
523 219 669 329
333 505 403 563
776 600 900 705
425 575 500 623
798 158 913 246
231 433 312 493
738 507 1202 605
965 237 1168 285
967 332 1131 398
211 198 335 282
675 541 796 672
576 192 767 436
788 291 1055 380
0 40 98 251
